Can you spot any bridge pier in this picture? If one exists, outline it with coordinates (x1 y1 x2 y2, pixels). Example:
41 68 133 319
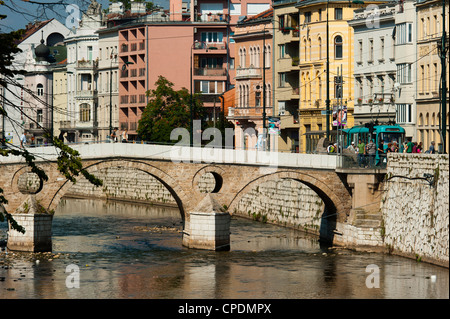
5 196 53 253
182 194 231 251
346 170 385 225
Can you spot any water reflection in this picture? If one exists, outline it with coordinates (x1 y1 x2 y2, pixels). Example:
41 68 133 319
0 198 448 299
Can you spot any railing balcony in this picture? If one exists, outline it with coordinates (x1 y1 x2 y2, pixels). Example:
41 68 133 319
76 60 98 69
195 13 229 23
76 90 98 98
60 120 74 129
235 67 261 79
193 42 227 51
194 67 227 77
228 107 273 118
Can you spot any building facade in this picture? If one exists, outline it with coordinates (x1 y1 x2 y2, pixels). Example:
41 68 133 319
1 19 69 147
349 2 397 126
64 0 104 143
227 8 273 150
273 0 300 152
416 0 449 152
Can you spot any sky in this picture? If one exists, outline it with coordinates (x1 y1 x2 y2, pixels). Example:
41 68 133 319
0 0 170 33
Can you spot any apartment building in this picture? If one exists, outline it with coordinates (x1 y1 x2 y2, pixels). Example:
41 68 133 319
349 2 397 126
227 8 273 150
416 0 449 152
64 0 104 143
273 0 300 152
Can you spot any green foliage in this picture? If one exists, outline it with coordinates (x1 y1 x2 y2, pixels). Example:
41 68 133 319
137 76 205 144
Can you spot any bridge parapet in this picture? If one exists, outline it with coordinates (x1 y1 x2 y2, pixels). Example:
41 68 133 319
0 144 338 170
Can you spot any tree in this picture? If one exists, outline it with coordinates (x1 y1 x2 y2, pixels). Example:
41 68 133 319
137 76 205 144
0 2 102 233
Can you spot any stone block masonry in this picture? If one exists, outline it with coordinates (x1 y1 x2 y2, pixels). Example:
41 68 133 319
7 214 53 252
66 166 178 206
381 153 449 267
232 179 326 235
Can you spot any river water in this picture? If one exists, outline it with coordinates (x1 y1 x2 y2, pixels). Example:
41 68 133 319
0 198 448 299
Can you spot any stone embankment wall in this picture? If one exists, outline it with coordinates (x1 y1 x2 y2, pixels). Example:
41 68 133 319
380 153 449 267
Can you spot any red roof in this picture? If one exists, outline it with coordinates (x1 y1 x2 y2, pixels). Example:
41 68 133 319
16 19 53 45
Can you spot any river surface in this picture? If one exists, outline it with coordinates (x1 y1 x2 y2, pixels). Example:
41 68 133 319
0 198 448 299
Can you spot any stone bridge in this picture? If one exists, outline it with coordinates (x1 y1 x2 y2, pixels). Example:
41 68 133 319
0 143 387 252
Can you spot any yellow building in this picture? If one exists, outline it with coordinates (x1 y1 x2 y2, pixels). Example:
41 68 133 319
416 0 449 153
274 0 385 153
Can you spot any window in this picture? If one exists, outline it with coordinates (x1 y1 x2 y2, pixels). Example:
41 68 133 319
87 46 93 61
230 3 241 15
194 81 225 94
334 35 343 59
369 39 373 61
201 32 223 43
37 83 44 96
318 9 322 21
358 40 363 63
396 23 413 44
279 44 285 58
318 37 322 60
37 109 43 123
335 8 343 20
255 90 261 107
396 104 413 123
278 15 285 30
247 3 270 16
397 63 412 83
304 12 311 23
380 37 385 60
264 45 271 68
279 73 286 87
80 103 91 122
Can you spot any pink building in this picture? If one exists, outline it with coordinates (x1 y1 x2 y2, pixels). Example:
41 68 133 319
118 0 272 140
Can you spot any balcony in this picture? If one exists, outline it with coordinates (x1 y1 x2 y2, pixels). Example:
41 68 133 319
76 60 98 70
193 42 227 52
194 67 227 77
195 13 229 23
76 90 98 99
228 107 273 119
60 121 74 129
235 67 261 80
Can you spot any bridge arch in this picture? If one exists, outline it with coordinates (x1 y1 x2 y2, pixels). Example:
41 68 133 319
46 159 190 220
227 170 351 242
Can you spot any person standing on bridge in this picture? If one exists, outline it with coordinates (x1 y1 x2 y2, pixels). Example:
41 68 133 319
357 139 365 167
20 132 27 149
111 128 118 143
121 129 128 143
365 139 376 168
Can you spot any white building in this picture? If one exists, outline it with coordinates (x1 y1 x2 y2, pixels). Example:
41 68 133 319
349 2 397 125
64 0 104 143
1 19 69 147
